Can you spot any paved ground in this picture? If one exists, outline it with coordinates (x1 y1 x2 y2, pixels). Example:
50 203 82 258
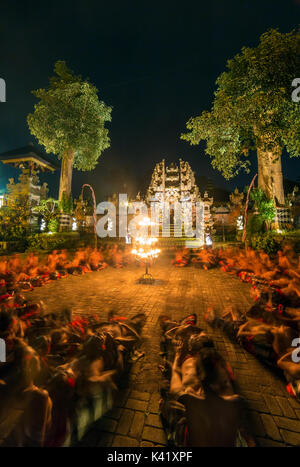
29 258 300 447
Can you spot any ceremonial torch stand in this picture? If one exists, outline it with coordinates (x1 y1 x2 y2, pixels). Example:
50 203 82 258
131 217 160 284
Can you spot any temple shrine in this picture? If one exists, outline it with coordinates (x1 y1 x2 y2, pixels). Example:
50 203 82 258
145 159 214 238
0 144 58 208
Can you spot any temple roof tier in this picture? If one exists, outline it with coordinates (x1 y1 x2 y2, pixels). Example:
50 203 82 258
0 144 59 172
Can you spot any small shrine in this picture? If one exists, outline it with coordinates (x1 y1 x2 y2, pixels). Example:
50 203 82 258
0 144 58 208
0 144 58 227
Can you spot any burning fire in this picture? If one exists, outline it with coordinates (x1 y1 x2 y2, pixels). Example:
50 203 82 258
132 238 160 259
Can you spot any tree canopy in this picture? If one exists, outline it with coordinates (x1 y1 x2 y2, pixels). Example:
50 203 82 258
27 61 112 199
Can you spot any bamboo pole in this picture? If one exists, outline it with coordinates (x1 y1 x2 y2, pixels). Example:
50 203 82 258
242 173 258 244
81 184 97 248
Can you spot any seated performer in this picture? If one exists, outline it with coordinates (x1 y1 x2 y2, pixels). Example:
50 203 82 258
277 345 300 398
0 338 52 446
96 311 146 359
88 248 108 271
169 332 236 398
54 250 69 277
172 248 190 267
192 247 215 270
46 312 145 446
159 314 246 447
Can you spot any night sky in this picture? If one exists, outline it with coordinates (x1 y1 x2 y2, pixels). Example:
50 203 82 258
0 0 300 202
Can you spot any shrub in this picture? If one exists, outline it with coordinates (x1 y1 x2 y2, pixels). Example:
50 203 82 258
212 232 237 242
59 193 73 215
0 225 28 241
246 213 264 236
247 188 276 234
27 232 80 251
249 232 282 255
48 218 59 233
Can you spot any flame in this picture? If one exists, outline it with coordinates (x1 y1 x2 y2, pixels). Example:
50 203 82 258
135 237 158 245
138 216 155 227
131 244 160 259
132 217 160 260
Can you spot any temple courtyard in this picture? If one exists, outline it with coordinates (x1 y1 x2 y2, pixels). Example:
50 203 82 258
28 258 300 447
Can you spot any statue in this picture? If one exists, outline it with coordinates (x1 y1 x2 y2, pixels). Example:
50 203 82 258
229 188 244 207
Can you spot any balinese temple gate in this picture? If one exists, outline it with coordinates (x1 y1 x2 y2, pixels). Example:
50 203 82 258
145 159 213 245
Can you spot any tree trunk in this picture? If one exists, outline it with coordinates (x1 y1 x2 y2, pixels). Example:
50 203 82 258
257 149 273 200
58 150 75 201
256 148 285 206
271 155 285 206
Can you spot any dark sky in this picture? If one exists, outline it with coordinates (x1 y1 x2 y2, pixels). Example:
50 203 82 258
0 0 300 201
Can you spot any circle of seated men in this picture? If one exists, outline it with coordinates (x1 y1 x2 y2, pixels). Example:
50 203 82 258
0 243 299 446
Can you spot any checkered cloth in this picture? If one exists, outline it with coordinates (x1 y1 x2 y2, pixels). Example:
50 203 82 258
274 207 291 228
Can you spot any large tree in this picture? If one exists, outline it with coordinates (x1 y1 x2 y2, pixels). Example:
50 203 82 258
27 61 112 201
181 29 300 206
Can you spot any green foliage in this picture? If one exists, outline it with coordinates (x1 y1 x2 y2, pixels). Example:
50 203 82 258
33 198 59 231
27 61 112 198
250 232 282 255
250 188 276 222
0 176 31 240
27 61 112 170
212 232 237 242
0 222 28 241
246 188 276 236
181 29 300 179
4 176 31 228
27 232 80 251
246 213 265 236
47 218 59 233
59 193 73 214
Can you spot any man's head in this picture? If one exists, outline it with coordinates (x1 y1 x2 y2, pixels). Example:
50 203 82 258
0 310 14 339
82 333 107 360
188 333 214 352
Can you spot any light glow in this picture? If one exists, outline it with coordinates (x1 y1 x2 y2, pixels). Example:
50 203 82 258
72 218 77 231
138 216 155 227
131 246 160 259
40 218 46 231
205 235 213 246
135 237 158 246
237 215 243 231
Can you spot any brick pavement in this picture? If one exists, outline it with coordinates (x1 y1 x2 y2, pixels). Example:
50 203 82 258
29 259 300 447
